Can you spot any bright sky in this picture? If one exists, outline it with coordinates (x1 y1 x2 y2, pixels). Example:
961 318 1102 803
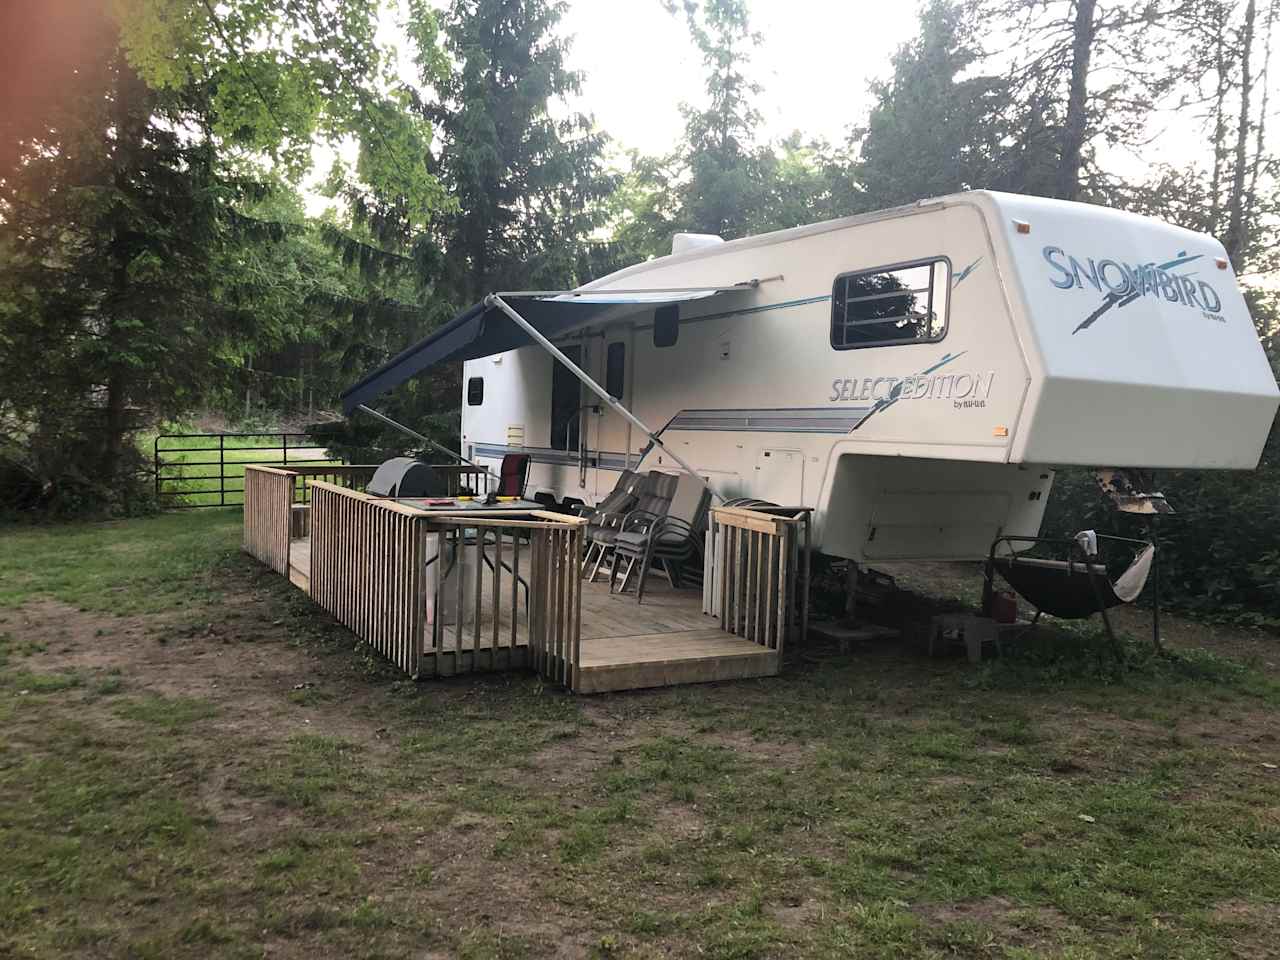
306 0 920 212
558 0 920 156
306 0 1271 217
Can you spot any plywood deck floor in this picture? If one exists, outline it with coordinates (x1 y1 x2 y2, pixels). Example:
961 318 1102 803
287 535 778 693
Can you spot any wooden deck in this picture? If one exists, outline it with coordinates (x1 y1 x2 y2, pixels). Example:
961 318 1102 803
287 536 778 693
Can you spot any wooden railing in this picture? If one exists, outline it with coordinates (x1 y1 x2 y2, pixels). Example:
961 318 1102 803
305 481 585 681
706 505 811 656
309 482 428 675
243 466 295 575
282 464 376 502
425 514 584 684
432 463 490 496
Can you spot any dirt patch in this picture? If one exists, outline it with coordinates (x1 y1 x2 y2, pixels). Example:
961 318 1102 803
701 727 813 768
6 592 399 750
1178 710 1280 750
914 896 1071 945
1210 901 1280 958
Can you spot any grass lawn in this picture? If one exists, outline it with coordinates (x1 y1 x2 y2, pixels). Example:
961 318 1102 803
1 512 1279 958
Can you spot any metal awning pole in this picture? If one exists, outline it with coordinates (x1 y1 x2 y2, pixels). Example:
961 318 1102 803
487 294 721 503
355 403 497 488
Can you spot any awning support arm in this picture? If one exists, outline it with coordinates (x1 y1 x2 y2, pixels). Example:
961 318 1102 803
355 403 497 487
487 294 722 503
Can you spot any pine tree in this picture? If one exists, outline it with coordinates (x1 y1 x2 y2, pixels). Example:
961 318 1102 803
320 0 615 453
0 0 431 512
0 51 259 509
422 0 614 303
856 0 1030 208
669 0 777 237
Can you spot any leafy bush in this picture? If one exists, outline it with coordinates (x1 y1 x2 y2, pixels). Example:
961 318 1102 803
0 414 159 520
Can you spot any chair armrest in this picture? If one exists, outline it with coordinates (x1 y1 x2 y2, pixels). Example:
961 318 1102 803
594 509 632 529
621 509 664 534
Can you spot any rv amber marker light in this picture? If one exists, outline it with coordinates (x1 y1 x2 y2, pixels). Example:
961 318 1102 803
1014 220 1031 234
1216 257 1229 269
993 425 1009 437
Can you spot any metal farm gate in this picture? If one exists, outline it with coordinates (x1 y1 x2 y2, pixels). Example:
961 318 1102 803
154 432 342 508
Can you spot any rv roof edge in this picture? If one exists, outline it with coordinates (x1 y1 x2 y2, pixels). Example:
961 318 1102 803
484 294 723 503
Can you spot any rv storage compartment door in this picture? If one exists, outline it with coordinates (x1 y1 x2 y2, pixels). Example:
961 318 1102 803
819 455 1054 563
863 490 1010 560
754 448 804 505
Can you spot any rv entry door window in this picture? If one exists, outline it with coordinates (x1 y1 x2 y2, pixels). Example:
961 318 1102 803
550 345 582 452
605 341 626 399
831 258 950 349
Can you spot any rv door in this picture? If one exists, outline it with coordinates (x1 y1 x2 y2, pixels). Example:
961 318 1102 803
592 332 634 495
550 344 586 487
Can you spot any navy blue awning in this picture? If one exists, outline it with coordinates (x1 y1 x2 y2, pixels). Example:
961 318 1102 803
340 287 749 415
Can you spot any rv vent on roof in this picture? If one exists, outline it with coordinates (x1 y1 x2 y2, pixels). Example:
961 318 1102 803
671 232 724 255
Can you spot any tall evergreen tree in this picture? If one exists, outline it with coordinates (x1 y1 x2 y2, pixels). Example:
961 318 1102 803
0 50 260 509
324 0 615 451
989 0 1190 201
0 0 437 512
856 0 1033 207
607 0 859 256
669 0 775 237
421 0 615 304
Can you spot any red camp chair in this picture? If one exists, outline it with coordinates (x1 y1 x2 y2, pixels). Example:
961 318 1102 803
497 454 530 498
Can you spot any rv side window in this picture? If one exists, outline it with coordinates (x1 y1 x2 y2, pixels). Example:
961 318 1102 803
653 305 679 348
831 259 950 350
466 377 484 406
605 342 625 398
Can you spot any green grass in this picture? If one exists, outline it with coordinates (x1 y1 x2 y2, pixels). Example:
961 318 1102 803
114 694 218 729
0 509 242 613
1 510 1279 957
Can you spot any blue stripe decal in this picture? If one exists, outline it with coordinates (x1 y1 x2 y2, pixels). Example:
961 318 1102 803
665 407 870 434
632 405 874 458
472 443 632 471
476 406 865 471
686 293 832 325
622 293 832 335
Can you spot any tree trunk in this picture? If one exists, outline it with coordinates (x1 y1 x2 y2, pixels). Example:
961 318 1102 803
1246 0 1276 241
102 58 147 486
1226 0 1257 263
1058 0 1097 202
1209 4 1230 233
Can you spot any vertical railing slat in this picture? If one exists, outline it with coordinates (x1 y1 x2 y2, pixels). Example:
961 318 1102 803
511 529 520 652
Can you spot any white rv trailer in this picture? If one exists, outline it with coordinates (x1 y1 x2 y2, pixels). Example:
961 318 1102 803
341 190 1280 564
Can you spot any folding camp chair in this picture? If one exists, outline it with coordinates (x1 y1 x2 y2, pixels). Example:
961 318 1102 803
982 531 1157 658
610 473 711 603
583 471 676 582
497 454 530 498
577 470 641 579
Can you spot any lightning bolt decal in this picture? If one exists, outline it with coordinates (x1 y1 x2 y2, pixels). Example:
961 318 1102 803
953 258 982 287
850 351 967 431
1072 252 1203 334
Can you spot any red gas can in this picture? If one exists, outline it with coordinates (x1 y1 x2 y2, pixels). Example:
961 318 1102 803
992 590 1018 624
